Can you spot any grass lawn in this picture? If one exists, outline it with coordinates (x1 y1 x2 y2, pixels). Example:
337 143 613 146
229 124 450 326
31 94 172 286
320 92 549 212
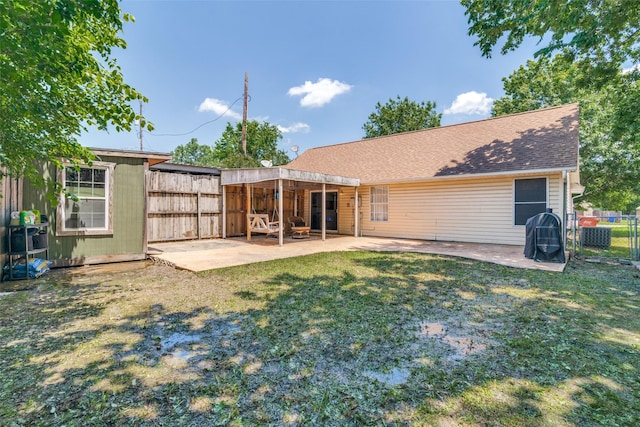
1 252 639 426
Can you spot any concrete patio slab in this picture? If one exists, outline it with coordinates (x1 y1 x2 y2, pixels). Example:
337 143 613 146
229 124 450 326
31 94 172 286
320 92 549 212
148 235 567 273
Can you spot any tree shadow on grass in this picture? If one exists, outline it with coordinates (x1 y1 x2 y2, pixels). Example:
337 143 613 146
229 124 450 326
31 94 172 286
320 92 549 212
0 253 638 426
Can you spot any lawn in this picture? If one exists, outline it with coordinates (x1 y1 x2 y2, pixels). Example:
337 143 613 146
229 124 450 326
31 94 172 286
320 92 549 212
1 252 639 426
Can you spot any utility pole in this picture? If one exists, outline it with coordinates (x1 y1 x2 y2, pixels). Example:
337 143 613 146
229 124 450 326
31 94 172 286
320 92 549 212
139 100 144 151
241 72 250 237
241 72 248 156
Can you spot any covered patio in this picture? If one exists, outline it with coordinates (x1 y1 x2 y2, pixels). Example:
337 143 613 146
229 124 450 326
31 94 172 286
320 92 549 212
221 167 360 246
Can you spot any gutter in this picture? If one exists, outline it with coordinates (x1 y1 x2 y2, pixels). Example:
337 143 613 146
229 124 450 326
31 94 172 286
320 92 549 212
360 166 579 185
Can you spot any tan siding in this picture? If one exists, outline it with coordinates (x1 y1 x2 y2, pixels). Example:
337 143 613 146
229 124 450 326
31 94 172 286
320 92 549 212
357 173 564 245
337 188 356 235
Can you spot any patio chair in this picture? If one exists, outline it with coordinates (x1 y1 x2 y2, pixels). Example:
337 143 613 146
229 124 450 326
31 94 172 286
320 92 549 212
288 216 310 239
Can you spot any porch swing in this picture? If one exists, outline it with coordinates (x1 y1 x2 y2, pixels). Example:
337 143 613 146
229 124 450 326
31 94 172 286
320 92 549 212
246 183 281 239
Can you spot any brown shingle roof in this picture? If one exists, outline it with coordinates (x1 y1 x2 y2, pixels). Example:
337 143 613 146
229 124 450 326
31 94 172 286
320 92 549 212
286 104 579 183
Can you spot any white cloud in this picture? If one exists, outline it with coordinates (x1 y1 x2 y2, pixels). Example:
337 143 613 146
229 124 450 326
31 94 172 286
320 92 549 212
288 78 352 108
444 91 494 115
278 122 310 133
622 64 640 74
198 98 242 120
252 115 270 123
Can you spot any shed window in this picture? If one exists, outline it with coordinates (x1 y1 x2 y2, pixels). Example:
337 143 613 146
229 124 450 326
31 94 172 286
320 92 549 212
56 162 114 236
514 178 547 225
370 186 388 222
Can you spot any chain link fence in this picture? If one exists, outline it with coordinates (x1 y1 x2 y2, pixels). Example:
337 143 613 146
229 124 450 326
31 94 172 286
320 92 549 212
567 212 639 261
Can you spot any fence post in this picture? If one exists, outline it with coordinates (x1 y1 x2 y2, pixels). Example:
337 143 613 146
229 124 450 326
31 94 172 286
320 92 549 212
567 211 577 256
573 211 579 255
632 216 640 261
197 191 202 240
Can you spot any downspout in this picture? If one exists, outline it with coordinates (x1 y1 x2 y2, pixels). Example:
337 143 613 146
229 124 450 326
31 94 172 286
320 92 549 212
569 172 586 257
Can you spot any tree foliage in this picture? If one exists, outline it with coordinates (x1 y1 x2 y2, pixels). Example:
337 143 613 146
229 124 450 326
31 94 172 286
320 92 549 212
171 121 290 168
463 0 640 211
462 0 640 77
212 121 290 168
0 0 150 197
492 54 640 212
171 138 215 166
362 96 441 139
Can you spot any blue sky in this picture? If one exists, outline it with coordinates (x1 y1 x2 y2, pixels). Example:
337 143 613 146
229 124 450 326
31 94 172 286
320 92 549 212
83 0 544 158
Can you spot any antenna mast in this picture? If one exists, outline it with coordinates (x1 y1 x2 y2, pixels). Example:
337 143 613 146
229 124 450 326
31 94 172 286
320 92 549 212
241 72 248 156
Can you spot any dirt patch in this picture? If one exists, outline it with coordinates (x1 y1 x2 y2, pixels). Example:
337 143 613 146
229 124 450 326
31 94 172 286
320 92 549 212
417 320 490 359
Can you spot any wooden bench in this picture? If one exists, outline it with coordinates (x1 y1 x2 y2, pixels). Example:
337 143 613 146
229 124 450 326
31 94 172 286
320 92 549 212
247 214 280 240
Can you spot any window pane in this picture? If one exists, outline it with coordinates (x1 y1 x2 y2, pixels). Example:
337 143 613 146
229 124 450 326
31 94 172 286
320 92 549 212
92 184 105 197
94 169 106 183
74 199 106 228
76 185 94 197
515 178 546 202
515 203 547 225
79 168 93 183
370 186 389 222
63 166 108 230
65 168 77 190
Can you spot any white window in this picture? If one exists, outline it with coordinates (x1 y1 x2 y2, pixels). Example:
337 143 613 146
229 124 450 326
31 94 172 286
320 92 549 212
370 186 389 222
56 162 114 235
514 177 547 225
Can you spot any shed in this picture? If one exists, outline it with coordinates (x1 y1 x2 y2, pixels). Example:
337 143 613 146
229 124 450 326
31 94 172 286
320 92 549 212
16 148 171 267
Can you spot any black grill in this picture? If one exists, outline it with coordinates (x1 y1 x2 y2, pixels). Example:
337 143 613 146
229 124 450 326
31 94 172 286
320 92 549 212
524 211 566 263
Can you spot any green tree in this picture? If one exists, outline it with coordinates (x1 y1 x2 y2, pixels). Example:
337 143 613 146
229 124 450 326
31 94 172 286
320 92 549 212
462 1 640 211
362 96 441 139
212 121 290 168
171 138 215 166
462 0 640 76
0 0 150 198
492 54 640 212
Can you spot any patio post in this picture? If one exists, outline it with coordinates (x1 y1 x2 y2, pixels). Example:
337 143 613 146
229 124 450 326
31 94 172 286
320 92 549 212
322 183 326 241
278 178 284 247
222 185 226 239
354 186 359 237
246 184 252 241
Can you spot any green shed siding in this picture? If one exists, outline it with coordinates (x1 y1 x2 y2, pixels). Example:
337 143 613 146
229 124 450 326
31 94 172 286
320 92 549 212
22 156 147 264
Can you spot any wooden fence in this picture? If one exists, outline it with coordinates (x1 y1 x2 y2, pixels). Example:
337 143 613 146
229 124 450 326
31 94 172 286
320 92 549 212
0 176 22 267
146 170 222 242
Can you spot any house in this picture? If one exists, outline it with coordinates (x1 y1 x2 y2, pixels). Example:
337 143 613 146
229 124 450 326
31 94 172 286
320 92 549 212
278 103 581 246
2 104 580 272
12 148 171 267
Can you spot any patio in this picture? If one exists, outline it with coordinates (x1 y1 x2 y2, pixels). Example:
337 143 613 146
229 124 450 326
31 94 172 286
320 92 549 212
148 235 567 272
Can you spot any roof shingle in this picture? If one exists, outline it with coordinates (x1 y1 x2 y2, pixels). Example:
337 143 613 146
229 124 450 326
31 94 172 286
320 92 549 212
286 104 579 183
